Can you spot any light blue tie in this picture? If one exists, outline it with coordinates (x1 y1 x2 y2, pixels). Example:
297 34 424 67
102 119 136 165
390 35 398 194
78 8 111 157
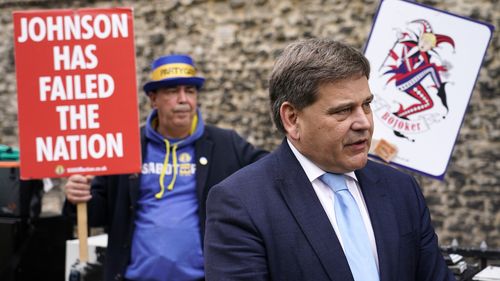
321 173 379 281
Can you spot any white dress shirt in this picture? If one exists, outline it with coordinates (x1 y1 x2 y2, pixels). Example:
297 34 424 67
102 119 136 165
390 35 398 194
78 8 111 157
287 139 380 270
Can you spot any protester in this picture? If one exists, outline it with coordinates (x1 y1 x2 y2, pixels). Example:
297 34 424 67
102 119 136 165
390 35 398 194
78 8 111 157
64 54 267 281
204 38 455 281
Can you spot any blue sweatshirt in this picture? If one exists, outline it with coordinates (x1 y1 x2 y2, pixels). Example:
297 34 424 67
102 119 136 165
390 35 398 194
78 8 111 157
125 109 205 281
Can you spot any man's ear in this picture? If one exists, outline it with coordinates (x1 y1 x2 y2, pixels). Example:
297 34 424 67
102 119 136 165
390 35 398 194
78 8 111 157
280 101 300 140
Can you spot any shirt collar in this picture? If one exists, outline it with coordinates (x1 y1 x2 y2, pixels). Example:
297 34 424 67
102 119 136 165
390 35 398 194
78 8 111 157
287 138 357 183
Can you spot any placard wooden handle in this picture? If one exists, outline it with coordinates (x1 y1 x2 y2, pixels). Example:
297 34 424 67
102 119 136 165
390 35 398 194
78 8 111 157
77 202 88 262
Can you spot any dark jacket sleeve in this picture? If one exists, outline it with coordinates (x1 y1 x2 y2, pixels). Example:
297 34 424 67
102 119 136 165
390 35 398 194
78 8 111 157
228 129 268 166
196 125 268 238
411 176 456 280
205 182 269 281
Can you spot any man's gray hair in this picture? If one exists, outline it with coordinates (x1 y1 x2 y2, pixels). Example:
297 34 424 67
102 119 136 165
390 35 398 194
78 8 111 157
269 38 371 134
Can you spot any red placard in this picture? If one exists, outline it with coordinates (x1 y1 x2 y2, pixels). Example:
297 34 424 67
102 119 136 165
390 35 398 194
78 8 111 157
13 8 141 179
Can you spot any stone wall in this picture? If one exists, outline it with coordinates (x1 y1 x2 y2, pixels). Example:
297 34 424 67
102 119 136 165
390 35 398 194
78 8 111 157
0 0 498 248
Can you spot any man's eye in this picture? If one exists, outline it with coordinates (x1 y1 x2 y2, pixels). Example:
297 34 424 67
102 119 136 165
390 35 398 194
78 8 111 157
363 102 372 113
337 108 351 115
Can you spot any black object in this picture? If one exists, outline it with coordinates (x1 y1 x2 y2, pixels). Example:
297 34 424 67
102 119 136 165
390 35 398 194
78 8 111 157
0 167 43 218
441 245 500 270
0 216 73 281
0 166 72 281
0 217 29 281
69 247 105 281
441 245 500 281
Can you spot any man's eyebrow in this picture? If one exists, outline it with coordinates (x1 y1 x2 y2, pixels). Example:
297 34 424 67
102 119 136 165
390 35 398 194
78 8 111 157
325 94 374 114
325 102 353 114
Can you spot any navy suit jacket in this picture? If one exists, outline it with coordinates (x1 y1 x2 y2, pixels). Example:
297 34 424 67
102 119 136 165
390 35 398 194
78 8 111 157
205 140 455 281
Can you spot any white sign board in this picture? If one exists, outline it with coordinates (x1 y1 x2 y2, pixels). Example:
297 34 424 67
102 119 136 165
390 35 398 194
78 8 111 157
65 234 108 280
365 0 493 179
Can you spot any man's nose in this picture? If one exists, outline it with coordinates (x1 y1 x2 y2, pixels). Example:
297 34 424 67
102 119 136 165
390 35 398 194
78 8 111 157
177 88 188 102
352 107 372 130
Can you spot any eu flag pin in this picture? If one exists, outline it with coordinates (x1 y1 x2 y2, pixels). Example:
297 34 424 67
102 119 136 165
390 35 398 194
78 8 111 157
199 157 208 165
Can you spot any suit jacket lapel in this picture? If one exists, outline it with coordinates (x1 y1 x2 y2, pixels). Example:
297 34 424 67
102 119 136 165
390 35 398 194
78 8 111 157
275 141 354 281
195 131 214 202
356 165 399 281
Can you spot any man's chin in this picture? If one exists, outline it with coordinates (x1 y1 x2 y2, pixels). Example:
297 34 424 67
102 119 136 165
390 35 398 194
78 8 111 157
174 121 191 128
348 154 369 170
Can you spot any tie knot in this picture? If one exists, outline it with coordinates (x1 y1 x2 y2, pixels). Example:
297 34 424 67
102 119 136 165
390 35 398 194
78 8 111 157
321 173 348 193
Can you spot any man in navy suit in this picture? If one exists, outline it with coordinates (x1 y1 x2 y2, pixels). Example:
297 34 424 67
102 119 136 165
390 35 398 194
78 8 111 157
204 39 455 281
